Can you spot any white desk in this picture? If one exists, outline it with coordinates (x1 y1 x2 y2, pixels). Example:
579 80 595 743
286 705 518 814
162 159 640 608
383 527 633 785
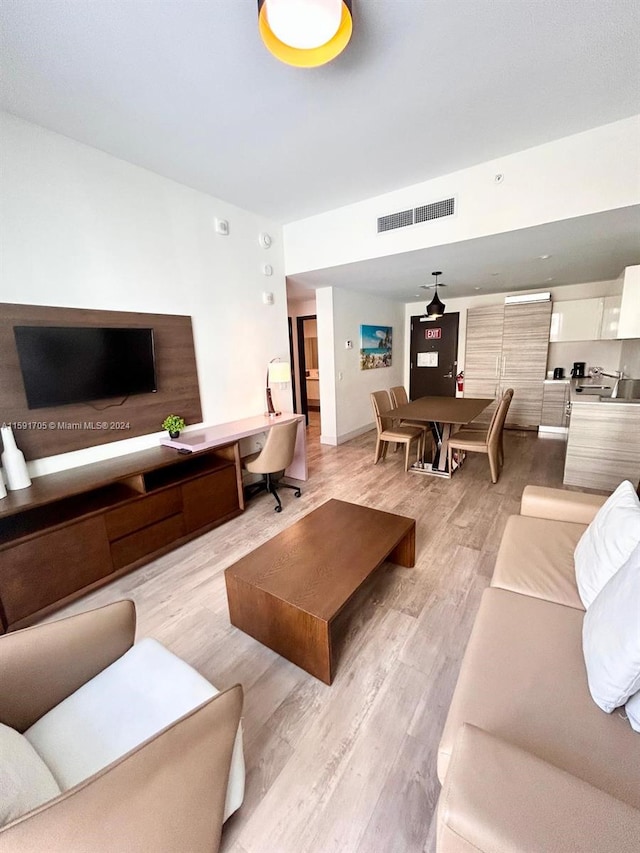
160 413 308 480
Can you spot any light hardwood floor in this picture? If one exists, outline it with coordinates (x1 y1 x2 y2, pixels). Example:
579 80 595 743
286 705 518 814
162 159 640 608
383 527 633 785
47 420 574 852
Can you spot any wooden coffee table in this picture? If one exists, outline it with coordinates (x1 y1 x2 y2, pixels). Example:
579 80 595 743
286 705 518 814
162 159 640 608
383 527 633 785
224 499 415 684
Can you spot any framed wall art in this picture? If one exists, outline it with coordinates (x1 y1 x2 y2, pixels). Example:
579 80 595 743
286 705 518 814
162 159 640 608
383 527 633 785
359 325 392 370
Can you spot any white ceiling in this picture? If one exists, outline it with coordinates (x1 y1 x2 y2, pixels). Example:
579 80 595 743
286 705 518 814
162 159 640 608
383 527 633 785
2 1 639 301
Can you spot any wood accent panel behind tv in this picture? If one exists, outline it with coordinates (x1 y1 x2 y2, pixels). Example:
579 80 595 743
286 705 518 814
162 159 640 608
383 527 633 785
0 304 202 460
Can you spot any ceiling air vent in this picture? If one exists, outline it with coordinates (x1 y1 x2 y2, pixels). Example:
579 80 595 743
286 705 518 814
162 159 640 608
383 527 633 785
414 197 455 223
377 209 414 233
377 197 456 233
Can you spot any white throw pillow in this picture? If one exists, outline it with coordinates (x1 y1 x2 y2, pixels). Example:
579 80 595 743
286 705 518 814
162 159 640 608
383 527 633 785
574 480 640 609
582 543 640 713
0 722 61 827
625 688 640 733
25 638 245 821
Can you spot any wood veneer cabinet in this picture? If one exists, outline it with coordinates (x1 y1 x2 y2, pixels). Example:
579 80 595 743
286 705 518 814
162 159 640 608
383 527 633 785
564 401 640 490
540 381 570 430
0 444 243 632
464 305 504 381
464 301 552 429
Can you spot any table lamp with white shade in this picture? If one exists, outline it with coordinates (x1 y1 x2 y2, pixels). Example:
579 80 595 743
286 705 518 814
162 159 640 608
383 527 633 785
266 359 291 417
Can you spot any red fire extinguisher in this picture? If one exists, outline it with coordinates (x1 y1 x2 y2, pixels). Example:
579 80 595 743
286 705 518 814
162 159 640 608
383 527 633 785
456 371 464 392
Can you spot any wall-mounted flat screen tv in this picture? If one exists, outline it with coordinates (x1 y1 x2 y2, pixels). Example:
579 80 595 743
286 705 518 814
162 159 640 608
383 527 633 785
14 326 157 409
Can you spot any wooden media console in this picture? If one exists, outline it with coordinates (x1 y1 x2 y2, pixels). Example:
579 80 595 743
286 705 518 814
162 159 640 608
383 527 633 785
0 443 244 632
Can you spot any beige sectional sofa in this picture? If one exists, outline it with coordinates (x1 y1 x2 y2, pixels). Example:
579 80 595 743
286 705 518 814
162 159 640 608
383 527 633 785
436 486 640 852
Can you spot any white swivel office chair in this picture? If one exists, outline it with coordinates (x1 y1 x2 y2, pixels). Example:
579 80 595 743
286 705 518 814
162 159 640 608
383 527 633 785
243 420 302 512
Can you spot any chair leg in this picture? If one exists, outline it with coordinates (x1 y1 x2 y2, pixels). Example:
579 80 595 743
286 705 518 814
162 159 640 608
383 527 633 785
488 452 499 484
404 439 411 472
381 441 389 461
374 436 383 464
424 428 431 461
265 473 283 512
277 480 302 498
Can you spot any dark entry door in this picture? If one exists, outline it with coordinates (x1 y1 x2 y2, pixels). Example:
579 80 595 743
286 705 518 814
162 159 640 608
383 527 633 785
410 313 459 398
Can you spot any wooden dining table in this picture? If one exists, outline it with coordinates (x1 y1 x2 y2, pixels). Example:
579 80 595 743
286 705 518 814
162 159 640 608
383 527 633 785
389 395 494 477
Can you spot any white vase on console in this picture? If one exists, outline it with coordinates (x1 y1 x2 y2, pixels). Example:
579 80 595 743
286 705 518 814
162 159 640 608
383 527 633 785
0 425 31 490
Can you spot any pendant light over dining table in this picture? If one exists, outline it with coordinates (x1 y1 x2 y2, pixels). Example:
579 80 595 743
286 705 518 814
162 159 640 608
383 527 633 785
426 271 446 319
258 0 353 67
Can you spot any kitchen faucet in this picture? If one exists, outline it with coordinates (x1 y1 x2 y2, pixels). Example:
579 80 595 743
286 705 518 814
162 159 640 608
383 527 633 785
599 370 625 398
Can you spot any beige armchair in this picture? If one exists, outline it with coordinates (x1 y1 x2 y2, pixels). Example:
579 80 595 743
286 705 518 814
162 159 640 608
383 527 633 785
0 601 243 852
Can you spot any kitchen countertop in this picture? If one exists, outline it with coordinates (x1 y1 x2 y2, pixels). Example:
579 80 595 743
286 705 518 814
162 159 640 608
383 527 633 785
570 377 640 405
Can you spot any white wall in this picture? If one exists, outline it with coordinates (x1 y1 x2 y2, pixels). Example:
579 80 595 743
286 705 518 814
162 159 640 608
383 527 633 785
317 286 405 445
284 116 640 274
0 112 290 475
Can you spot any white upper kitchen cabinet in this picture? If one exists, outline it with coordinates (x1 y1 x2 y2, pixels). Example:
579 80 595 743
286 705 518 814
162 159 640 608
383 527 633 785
550 296 623 342
618 265 640 339
550 298 603 342
599 295 622 339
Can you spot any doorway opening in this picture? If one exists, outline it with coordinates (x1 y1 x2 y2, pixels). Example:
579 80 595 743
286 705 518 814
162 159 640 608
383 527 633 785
296 315 319 425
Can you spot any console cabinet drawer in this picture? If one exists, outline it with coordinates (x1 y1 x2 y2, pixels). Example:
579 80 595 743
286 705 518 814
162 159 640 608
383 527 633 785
110 514 186 570
104 487 181 541
182 466 240 533
0 516 112 626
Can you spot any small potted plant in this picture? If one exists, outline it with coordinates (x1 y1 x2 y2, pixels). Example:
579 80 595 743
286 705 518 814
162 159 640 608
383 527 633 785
162 414 185 440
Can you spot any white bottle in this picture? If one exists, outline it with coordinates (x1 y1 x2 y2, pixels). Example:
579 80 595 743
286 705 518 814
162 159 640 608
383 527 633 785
0 426 32 490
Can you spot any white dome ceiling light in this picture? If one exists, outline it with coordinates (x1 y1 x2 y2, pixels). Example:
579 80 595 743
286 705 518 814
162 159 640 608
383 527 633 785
258 0 353 67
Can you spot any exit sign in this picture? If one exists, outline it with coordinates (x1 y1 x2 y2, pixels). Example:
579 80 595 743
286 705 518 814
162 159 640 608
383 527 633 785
425 328 442 339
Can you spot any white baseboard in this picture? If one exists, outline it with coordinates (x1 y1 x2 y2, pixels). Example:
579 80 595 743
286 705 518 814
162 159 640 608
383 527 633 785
320 423 376 446
538 426 568 436
320 434 338 446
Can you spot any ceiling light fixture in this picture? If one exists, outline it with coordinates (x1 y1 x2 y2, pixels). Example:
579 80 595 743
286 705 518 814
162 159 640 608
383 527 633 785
425 271 446 320
258 0 353 67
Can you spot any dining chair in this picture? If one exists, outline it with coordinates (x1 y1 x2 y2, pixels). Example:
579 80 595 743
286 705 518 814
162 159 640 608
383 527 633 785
390 386 434 461
370 391 423 472
456 387 513 464
447 389 513 483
